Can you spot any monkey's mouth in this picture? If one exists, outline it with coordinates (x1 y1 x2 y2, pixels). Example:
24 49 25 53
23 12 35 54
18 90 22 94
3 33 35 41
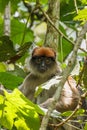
39 70 46 73
39 69 47 73
39 66 47 73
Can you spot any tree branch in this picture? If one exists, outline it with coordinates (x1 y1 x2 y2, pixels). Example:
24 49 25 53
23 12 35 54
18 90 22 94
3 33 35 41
4 1 11 36
74 0 78 14
43 0 60 51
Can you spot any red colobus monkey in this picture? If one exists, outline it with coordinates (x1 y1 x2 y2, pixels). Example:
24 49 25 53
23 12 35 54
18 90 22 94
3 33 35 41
19 47 80 112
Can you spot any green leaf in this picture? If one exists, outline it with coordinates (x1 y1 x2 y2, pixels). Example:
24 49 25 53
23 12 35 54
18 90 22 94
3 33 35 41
0 17 4 36
81 0 87 4
82 62 87 89
61 109 85 117
39 0 48 4
0 95 17 129
16 52 29 65
0 0 21 14
76 109 85 115
58 38 73 62
9 41 33 63
60 0 87 25
1 106 15 129
0 0 9 13
58 24 74 62
0 89 44 130
84 122 87 130
10 89 44 116
11 0 21 13
74 8 87 22
10 89 42 130
0 95 5 116
34 86 43 98
11 19 34 44
0 62 6 72
8 65 26 78
61 111 72 116
28 0 48 4
0 36 16 62
15 118 30 130
60 0 76 22
0 72 23 89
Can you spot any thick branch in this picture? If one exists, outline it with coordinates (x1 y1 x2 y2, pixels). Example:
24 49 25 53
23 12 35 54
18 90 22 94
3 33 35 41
4 2 11 36
44 0 60 51
39 22 87 130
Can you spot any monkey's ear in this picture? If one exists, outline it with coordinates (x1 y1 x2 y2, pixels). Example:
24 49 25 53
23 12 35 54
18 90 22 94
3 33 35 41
32 47 39 56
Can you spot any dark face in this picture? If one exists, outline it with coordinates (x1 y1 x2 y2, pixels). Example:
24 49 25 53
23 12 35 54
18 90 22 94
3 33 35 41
31 56 55 73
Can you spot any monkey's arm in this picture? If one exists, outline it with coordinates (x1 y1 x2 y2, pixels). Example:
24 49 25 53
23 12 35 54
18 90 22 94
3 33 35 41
19 73 50 101
19 74 38 100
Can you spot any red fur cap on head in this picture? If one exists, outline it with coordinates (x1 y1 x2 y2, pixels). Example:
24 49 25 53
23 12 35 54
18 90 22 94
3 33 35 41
32 47 56 58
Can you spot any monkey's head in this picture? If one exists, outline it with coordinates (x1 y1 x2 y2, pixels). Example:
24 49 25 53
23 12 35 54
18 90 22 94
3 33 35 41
29 47 58 77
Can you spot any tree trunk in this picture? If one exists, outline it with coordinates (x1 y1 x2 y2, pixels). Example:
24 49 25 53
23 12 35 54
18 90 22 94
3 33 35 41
44 0 60 52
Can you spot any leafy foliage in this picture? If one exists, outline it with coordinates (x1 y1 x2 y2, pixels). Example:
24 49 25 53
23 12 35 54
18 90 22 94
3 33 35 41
11 19 34 44
0 72 23 90
60 0 82 22
0 36 16 62
74 8 87 22
0 63 7 72
58 38 73 62
0 0 9 13
0 35 33 64
0 89 44 130
61 109 85 117
84 122 87 130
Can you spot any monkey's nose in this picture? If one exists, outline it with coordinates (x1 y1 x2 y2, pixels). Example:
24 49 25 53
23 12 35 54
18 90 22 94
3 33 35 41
40 62 47 72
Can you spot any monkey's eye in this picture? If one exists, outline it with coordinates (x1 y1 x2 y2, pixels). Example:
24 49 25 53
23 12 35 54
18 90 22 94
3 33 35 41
45 58 52 64
35 58 42 64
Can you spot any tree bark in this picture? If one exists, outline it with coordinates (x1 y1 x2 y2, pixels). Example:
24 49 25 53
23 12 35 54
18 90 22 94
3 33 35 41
4 2 11 36
44 0 60 52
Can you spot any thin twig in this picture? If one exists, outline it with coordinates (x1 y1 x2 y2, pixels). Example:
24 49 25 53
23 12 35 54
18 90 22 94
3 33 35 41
49 119 81 130
60 35 63 63
21 2 39 45
74 0 78 14
20 14 30 45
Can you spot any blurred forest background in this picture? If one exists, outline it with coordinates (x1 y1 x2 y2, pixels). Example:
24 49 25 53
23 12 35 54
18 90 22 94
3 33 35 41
0 0 87 130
